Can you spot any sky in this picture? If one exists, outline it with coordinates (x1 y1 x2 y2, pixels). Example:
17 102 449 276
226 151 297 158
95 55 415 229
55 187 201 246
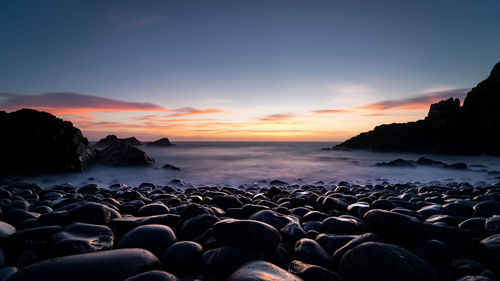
1 0 500 141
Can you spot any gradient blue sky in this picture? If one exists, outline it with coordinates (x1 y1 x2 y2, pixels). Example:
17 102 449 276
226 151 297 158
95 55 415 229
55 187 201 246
1 0 500 140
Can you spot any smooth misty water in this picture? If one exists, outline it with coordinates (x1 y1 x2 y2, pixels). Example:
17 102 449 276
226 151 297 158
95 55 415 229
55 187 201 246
25 142 500 187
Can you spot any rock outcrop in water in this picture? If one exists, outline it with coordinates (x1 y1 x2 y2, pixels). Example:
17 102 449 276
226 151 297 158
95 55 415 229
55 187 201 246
148 138 174 147
93 135 154 167
94 135 141 149
0 109 96 176
97 142 155 167
335 61 500 155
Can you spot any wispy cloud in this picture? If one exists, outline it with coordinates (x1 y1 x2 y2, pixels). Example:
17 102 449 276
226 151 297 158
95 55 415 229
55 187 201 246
167 107 224 118
130 15 163 27
257 113 297 122
108 11 163 29
358 88 468 111
312 109 354 114
312 88 469 117
0 92 167 115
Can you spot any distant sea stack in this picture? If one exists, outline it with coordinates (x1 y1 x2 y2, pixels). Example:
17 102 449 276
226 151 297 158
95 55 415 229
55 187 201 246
148 137 174 147
0 109 96 176
94 135 154 167
335 61 500 155
94 135 141 149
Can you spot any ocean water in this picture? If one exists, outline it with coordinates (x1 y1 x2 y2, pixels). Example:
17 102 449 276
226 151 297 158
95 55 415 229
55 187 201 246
25 142 500 188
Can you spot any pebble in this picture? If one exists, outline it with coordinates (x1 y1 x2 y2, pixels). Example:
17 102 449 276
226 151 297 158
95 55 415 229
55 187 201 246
289 260 342 281
294 238 332 268
160 241 203 277
117 224 176 255
7 248 160 281
226 260 303 281
339 242 438 281
212 219 280 252
123 270 179 281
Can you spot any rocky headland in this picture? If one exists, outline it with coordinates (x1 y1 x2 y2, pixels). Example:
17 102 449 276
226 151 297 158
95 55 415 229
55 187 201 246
334 61 500 155
0 109 96 176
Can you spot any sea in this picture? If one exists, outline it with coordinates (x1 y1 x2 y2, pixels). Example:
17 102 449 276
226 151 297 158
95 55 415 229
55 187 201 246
24 142 500 188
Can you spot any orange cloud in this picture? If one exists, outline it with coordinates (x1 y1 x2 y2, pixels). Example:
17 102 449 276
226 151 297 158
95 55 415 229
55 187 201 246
312 88 469 115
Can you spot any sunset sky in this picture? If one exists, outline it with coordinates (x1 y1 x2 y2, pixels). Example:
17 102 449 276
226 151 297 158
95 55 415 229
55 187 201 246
1 0 500 141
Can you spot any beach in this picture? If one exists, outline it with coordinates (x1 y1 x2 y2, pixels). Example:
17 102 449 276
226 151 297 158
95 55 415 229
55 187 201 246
1 177 499 281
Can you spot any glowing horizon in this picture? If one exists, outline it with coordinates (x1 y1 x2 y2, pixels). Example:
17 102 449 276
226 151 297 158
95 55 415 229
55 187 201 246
1 88 469 141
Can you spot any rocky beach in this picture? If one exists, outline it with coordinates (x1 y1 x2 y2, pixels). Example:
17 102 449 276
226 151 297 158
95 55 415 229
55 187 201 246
0 180 499 281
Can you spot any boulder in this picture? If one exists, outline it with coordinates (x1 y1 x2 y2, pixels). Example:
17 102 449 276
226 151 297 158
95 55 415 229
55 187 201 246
49 222 114 257
226 260 303 281
200 246 260 279
68 202 120 226
7 248 160 281
212 219 280 253
479 234 500 275
289 260 342 281
160 241 203 277
0 109 96 176
363 209 425 243
117 224 176 255
294 238 332 268
124 271 179 281
0 222 16 238
339 242 438 281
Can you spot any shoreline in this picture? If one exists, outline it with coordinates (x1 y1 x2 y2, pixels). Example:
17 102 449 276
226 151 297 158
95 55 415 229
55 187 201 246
0 180 499 280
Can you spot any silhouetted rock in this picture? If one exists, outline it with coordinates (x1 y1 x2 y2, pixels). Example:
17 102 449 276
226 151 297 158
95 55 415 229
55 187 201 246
335 61 500 155
148 137 174 147
416 157 446 166
98 142 155 166
94 135 141 149
162 164 180 170
7 249 160 281
375 159 416 167
0 109 96 176
375 157 468 170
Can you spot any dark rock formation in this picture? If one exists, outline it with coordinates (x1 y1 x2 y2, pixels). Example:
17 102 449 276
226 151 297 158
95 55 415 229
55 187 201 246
0 109 96 176
98 142 155 166
93 135 155 167
94 135 141 149
162 164 180 170
375 157 468 170
148 138 174 147
335 61 500 155
375 158 417 168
